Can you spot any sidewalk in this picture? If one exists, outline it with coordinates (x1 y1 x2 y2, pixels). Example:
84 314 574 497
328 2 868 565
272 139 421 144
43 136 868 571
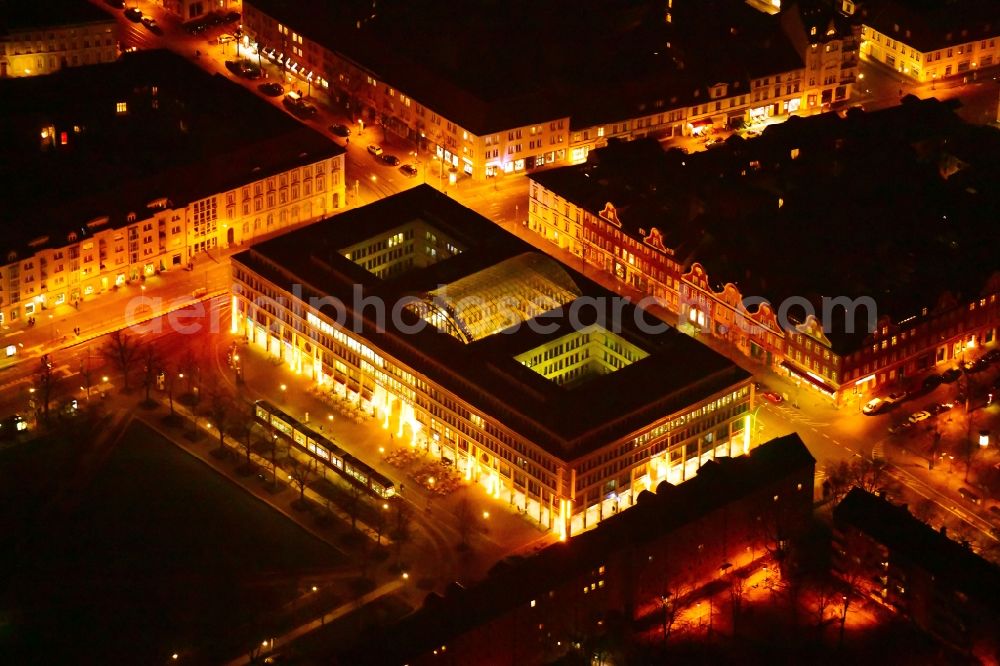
139 392 392 547
883 439 999 541
225 578 405 666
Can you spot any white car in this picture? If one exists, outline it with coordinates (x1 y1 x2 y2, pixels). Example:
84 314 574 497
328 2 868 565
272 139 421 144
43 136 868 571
908 410 931 424
216 34 236 45
367 144 383 157
862 398 885 415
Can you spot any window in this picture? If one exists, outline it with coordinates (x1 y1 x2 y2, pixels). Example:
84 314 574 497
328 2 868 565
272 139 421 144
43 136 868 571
116 101 127 114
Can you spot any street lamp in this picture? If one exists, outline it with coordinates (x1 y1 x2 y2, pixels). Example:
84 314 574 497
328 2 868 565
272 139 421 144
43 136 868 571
432 155 444 190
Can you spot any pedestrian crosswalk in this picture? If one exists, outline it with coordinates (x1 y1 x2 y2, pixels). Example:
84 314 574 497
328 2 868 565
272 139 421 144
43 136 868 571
764 402 830 428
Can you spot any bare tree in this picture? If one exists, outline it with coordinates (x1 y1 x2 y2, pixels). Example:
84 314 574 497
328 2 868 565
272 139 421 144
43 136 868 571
162 360 178 417
288 457 314 506
208 389 232 452
179 347 202 398
345 481 366 532
78 349 95 401
392 500 412 565
658 586 687 644
373 502 388 546
728 571 748 632
813 579 837 630
234 411 256 467
454 496 475 550
34 354 56 424
268 428 284 487
140 342 161 404
100 330 139 391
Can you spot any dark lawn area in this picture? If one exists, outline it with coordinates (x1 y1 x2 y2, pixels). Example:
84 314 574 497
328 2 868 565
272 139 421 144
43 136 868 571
0 419 345 665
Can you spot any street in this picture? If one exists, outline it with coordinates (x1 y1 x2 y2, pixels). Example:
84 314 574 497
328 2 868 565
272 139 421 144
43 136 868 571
11 0 985 574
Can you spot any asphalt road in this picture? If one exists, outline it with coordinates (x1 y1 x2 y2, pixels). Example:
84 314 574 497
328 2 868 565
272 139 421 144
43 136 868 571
39 0 999 563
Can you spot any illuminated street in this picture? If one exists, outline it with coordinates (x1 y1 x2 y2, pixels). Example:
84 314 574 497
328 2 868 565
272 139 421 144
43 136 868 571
3 0 1000 663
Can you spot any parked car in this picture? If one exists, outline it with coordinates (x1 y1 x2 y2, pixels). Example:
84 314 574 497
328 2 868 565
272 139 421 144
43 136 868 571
888 421 912 434
760 391 782 404
940 367 961 383
862 398 887 415
0 414 28 440
921 374 943 390
885 391 908 405
221 10 241 23
282 91 317 118
984 349 1000 364
958 487 982 505
215 34 236 45
141 17 162 34
257 82 284 97
124 7 143 22
927 402 954 416
970 357 991 373
379 154 401 166
367 144 383 157
183 19 210 34
399 164 419 178
908 410 931 423
329 124 351 137
225 59 262 79
104 0 125 8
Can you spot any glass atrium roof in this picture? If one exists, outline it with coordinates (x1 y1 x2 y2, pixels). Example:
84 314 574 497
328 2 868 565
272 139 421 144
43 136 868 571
410 253 582 343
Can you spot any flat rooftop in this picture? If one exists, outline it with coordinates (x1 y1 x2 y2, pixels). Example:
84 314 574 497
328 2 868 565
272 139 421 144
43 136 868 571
235 186 749 459
0 49 343 257
531 98 1000 354
247 0 803 133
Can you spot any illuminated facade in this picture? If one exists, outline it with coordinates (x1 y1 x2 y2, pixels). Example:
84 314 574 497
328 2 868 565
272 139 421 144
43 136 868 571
0 2 119 78
569 69 807 165
0 50 344 325
860 25 999 82
779 0 859 111
340 433 815 665
230 186 754 535
162 0 239 22
528 102 1000 404
242 0 831 178
834 488 1000 656
854 0 1000 82
241 2 569 179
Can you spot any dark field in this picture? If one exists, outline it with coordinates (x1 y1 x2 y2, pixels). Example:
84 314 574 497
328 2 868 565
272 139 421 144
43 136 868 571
0 418 344 664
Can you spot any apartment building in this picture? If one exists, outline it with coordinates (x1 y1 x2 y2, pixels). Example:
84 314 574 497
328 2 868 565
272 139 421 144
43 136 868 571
0 0 119 78
241 0 569 180
780 0 859 109
242 0 840 178
834 489 1000 657
0 50 344 325
528 98 1000 404
231 186 754 536
338 433 815 665
855 0 1000 82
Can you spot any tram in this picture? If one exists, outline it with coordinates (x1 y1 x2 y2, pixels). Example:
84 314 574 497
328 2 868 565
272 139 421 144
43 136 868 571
253 400 395 499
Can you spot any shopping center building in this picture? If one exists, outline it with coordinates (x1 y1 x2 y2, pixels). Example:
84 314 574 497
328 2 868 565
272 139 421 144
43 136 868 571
231 186 753 536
